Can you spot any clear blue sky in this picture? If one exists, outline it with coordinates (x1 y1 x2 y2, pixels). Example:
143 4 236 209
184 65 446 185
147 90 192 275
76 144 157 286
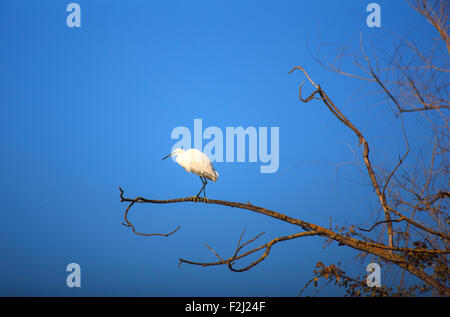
0 0 435 296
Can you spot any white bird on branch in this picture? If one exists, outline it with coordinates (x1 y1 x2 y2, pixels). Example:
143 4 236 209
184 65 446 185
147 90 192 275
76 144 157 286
162 148 219 201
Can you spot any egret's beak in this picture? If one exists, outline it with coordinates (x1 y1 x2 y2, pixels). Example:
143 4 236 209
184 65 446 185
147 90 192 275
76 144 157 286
162 153 173 160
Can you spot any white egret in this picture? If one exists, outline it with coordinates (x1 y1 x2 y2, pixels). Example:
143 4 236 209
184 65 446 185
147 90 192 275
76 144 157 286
162 148 219 200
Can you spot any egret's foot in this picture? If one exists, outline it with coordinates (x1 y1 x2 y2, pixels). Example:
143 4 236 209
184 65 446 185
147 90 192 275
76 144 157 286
201 197 209 203
192 195 200 203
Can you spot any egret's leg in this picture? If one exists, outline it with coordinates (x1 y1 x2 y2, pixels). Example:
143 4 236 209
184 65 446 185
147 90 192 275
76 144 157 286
201 177 206 198
194 176 206 202
202 177 208 202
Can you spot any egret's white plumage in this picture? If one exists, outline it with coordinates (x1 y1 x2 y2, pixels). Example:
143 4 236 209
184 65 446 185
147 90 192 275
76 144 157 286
162 148 218 199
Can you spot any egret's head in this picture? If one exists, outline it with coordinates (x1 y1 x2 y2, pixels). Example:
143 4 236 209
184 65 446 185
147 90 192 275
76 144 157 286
162 148 184 160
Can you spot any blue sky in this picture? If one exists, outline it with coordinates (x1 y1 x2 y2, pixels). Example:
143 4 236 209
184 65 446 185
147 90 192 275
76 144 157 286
0 0 436 296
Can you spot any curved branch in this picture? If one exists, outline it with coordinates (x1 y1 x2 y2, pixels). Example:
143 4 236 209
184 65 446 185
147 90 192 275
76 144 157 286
119 186 449 255
118 185 449 295
119 187 182 237
291 66 450 243
178 231 318 272
359 217 407 233
290 66 395 250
